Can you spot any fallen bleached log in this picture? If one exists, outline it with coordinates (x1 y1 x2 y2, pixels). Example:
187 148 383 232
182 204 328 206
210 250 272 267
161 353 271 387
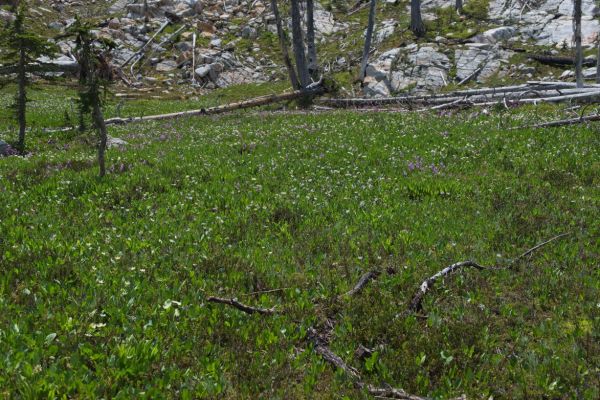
104 85 325 126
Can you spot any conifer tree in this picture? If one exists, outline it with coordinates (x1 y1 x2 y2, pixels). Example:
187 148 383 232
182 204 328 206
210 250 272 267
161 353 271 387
0 0 56 153
69 18 115 177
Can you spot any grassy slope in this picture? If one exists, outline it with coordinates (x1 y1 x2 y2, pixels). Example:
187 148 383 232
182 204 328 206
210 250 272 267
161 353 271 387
0 94 599 398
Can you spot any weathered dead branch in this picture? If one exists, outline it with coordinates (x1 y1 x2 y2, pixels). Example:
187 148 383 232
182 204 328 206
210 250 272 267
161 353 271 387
307 327 428 399
510 232 571 265
206 232 569 399
206 296 277 315
120 18 171 69
408 261 486 313
342 270 379 297
407 233 570 314
513 113 600 129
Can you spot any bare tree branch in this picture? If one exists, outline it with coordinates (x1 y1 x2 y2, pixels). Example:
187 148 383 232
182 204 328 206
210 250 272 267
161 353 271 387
407 233 571 314
342 270 379 297
408 261 486 313
207 296 277 315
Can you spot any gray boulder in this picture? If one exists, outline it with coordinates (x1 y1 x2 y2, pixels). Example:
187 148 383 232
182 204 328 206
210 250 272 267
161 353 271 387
481 27 516 43
156 60 178 72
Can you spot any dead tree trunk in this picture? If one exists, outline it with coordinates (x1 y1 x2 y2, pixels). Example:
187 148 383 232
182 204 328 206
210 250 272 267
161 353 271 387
306 0 318 79
359 0 376 81
91 93 108 177
597 36 600 84
16 39 26 153
104 84 325 126
270 0 300 89
574 0 583 88
143 0 149 30
455 0 463 14
410 0 426 37
291 0 310 89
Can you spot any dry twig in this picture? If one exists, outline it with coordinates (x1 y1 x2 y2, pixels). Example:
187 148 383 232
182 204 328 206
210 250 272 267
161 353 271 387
206 296 277 315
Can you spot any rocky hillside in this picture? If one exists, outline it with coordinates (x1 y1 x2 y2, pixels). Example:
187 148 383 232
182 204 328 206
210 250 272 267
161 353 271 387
1 0 599 97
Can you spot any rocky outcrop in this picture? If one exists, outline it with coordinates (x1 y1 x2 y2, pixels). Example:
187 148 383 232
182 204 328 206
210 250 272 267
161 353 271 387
489 0 600 47
363 45 452 96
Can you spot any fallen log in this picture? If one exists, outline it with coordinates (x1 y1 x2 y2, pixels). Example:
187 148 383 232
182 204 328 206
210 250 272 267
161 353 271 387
471 90 600 106
514 113 600 129
528 54 595 67
104 85 325 126
317 83 597 108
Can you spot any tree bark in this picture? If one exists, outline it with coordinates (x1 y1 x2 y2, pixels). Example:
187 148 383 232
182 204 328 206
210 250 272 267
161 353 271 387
410 0 426 37
455 0 463 14
17 46 26 153
91 91 108 177
306 0 318 79
597 36 600 84
290 0 310 89
270 0 300 89
359 0 376 81
15 11 27 154
574 0 583 88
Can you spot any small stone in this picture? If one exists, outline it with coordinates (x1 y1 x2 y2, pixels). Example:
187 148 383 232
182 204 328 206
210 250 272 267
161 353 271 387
107 136 128 149
156 60 178 72
241 26 258 40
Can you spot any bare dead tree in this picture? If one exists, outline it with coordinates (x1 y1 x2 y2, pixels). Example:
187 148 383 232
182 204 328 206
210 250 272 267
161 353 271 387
410 0 426 37
359 0 377 81
270 0 300 89
597 36 600 84
291 0 310 89
306 0 319 79
455 0 463 14
574 0 583 88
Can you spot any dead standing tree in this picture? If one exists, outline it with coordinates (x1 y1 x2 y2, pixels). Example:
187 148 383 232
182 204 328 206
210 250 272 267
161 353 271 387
573 0 583 88
359 0 377 81
306 0 319 79
290 0 311 89
410 0 426 37
270 0 300 88
270 0 320 91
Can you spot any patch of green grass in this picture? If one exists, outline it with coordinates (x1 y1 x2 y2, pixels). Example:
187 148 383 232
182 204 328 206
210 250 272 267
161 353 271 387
0 97 599 398
0 81 293 133
463 0 490 21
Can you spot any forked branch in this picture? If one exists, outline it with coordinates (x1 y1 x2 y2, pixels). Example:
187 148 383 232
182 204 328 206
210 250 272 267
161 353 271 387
407 233 570 314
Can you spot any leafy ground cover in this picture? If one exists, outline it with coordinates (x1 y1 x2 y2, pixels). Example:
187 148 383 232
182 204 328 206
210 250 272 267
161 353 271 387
0 96 599 398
